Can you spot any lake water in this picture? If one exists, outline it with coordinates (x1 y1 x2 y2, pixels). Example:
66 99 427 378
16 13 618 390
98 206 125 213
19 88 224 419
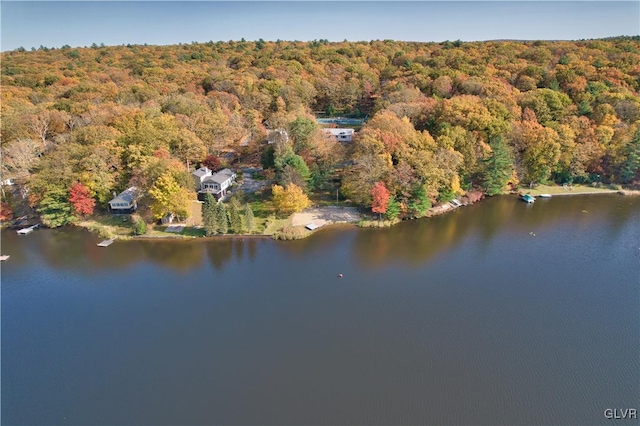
2 195 639 425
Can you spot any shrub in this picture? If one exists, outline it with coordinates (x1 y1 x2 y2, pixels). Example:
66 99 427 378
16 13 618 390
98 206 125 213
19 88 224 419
272 225 310 240
133 215 147 235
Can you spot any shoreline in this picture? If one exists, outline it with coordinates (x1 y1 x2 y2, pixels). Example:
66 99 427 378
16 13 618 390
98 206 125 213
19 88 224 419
7 189 637 241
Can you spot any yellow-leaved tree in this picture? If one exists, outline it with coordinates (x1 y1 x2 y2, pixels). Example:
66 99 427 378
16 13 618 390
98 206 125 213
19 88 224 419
272 183 311 216
148 172 192 220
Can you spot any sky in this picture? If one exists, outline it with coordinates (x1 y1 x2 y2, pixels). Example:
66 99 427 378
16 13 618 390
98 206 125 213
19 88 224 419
1 1 638 51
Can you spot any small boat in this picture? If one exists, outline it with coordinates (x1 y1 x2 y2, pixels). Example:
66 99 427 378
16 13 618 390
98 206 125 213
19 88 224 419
0 255 9 261
539 194 552 198
521 194 536 203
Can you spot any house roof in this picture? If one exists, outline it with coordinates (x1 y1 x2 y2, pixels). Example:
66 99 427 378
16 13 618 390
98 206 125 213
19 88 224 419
192 167 211 178
110 186 138 204
203 168 236 185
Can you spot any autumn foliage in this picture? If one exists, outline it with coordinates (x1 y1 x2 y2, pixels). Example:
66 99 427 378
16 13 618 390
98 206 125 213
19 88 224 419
0 202 14 222
202 155 221 172
68 182 95 217
1 37 639 223
371 182 390 215
272 183 311 215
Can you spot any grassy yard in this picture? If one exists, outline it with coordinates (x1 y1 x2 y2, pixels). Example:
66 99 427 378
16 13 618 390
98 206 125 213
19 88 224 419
77 214 136 239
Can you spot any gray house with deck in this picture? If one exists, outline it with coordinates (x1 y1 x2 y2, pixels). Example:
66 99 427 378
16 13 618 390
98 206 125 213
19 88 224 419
108 187 139 214
192 167 237 201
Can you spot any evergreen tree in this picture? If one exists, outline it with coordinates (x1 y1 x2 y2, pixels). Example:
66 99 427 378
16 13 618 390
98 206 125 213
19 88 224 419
619 129 640 184
227 197 243 233
202 193 218 235
408 185 431 218
385 196 401 220
244 203 256 234
214 201 228 234
482 135 515 196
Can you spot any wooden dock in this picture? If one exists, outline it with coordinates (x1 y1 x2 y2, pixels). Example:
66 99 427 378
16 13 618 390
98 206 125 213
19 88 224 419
17 224 39 235
97 238 115 247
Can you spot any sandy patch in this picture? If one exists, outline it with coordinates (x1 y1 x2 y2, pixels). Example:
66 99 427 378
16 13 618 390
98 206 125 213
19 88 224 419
291 206 362 228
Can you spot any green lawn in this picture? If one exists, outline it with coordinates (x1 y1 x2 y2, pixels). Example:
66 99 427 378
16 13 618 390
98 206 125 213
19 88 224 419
179 227 206 237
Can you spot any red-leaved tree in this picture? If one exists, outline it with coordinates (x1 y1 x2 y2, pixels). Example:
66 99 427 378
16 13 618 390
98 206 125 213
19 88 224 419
69 182 95 217
371 181 390 219
0 202 13 223
202 155 221 171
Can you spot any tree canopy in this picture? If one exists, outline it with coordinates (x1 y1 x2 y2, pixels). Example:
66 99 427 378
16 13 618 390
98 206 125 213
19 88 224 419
2 38 639 224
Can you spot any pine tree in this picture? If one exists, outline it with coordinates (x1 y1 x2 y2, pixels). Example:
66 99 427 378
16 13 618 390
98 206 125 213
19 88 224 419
619 129 640 184
385 196 400 220
244 203 256 234
202 193 218 235
227 197 243 233
482 135 515 196
214 201 228 234
408 185 431 218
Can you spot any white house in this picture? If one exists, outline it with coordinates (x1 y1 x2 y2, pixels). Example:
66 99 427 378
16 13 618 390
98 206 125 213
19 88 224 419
192 167 236 201
324 128 354 142
192 167 213 191
108 187 139 213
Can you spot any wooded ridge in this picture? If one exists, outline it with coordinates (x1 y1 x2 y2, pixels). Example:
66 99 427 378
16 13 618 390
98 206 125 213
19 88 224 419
1 38 639 226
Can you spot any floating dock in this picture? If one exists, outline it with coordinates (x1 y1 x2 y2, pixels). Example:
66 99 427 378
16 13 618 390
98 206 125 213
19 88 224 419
17 224 39 235
97 238 116 247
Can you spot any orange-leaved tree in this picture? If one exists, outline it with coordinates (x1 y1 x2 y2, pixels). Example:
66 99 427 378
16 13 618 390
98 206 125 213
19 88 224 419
371 181 390 219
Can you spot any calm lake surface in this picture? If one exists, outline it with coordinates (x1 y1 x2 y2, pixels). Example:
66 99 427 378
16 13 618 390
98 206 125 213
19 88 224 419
2 195 639 425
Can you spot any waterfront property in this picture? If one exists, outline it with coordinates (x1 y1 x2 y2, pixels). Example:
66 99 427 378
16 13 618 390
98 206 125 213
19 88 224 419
192 167 237 201
108 187 139 214
324 128 354 142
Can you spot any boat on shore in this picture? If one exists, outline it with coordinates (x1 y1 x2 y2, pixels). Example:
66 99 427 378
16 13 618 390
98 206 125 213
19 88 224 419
521 194 536 203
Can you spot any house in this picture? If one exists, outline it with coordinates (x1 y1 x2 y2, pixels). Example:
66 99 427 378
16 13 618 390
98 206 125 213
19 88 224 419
193 167 213 191
108 187 138 214
324 128 354 142
192 167 237 201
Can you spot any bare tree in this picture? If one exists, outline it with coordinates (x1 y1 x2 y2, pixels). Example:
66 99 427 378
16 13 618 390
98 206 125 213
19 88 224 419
1 138 45 181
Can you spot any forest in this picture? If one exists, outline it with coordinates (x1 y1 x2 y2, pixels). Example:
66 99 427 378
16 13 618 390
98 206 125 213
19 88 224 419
1 37 639 228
